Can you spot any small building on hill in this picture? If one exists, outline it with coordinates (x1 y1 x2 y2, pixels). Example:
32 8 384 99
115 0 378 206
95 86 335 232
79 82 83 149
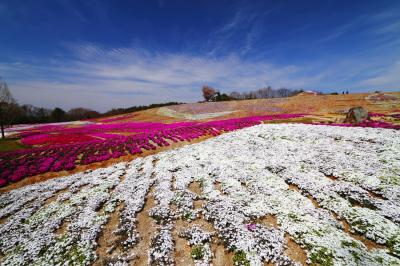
298 90 319 96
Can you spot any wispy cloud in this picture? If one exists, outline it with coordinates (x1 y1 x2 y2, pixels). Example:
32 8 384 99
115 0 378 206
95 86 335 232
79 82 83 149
360 61 400 88
371 19 400 35
1 43 325 111
3 1 400 112
2 40 399 112
55 0 87 22
317 7 400 44
206 5 270 56
318 21 360 42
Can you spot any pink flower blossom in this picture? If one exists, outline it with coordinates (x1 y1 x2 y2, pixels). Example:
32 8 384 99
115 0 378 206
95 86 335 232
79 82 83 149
247 223 257 231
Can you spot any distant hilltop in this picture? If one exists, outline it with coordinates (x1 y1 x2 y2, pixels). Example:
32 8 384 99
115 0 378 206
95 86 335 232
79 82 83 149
105 91 400 123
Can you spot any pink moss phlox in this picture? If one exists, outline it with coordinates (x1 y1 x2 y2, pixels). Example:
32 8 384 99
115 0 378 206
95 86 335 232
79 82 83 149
0 114 305 187
246 223 257 231
368 112 386 117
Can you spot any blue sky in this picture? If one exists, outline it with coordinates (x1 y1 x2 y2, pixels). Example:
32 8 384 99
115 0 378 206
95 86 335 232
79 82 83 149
0 0 400 112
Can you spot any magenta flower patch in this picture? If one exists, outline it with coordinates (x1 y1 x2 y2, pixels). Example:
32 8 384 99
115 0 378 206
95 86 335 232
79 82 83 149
1 114 305 186
246 223 257 231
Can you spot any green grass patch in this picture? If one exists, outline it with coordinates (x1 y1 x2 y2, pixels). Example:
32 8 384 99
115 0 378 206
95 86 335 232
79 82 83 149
0 138 28 152
310 247 334 266
379 175 400 186
387 234 400 257
341 240 360 249
233 250 250 266
183 211 194 220
191 245 205 260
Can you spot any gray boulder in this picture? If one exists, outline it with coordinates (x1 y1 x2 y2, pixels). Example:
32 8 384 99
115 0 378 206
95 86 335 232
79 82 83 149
344 107 369 124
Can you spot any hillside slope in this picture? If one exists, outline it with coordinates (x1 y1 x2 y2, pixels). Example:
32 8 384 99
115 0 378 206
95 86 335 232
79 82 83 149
97 92 400 123
1 91 399 191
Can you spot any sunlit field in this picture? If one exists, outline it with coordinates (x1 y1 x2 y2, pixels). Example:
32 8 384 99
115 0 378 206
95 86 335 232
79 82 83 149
2 1 400 265
1 124 399 265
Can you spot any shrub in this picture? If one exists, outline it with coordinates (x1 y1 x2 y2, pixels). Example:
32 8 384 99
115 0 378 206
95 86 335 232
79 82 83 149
233 250 250 266
191 245 204 260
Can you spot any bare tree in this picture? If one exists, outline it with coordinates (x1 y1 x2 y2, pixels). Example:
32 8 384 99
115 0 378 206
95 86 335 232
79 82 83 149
225 86 306 100
229 91 241 100
202 85 216 102
0 79 17 139
276 88 292 97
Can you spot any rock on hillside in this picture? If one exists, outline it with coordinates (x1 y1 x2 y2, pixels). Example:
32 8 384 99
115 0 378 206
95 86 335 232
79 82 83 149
345 106 369 124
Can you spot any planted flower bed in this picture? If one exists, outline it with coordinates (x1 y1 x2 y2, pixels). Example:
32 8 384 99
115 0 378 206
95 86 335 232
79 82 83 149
0 114 304 187
0 124 399 265
2 112 399 187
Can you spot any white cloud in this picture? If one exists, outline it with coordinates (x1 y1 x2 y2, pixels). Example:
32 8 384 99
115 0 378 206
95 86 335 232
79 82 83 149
205 6 268 57
360 61 400 89
2 44 327 111
1 42 399 112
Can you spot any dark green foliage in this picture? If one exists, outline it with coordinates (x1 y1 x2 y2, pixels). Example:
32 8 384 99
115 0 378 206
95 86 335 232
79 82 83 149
191 245 205 260
0 138 28 152
341 240 359 248
310 247 334 266
233 250 250 266
387 234 399 257
12 102 183 124
51 107 67 122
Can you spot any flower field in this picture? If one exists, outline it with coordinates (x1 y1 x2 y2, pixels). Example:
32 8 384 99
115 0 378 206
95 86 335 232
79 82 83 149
0 124 399 265
0 114 304 187
1 112 399 189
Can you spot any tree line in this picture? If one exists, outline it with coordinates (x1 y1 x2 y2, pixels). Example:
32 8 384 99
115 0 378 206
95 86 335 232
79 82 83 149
0 78 181 138
201 85 307 102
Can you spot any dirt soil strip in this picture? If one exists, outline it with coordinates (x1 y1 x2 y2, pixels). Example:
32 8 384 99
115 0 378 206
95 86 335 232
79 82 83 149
284 234 308 265
173 220 194 266
132 188 157 265
93 203 125 265
212 243 234 266
258 214 279 228
188 181 202 196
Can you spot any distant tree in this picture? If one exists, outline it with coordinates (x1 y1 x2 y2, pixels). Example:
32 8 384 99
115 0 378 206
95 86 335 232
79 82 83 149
225 86 307 100
17 104 41 124
276 88 292 97
51 107 66 122
249 91 257 99
67 108 100 121
36 107 52 122
219 93 231 101
0 79 17 138
214 92 231 102
202 85 216 102
260 86 274 98
229 91 241 100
